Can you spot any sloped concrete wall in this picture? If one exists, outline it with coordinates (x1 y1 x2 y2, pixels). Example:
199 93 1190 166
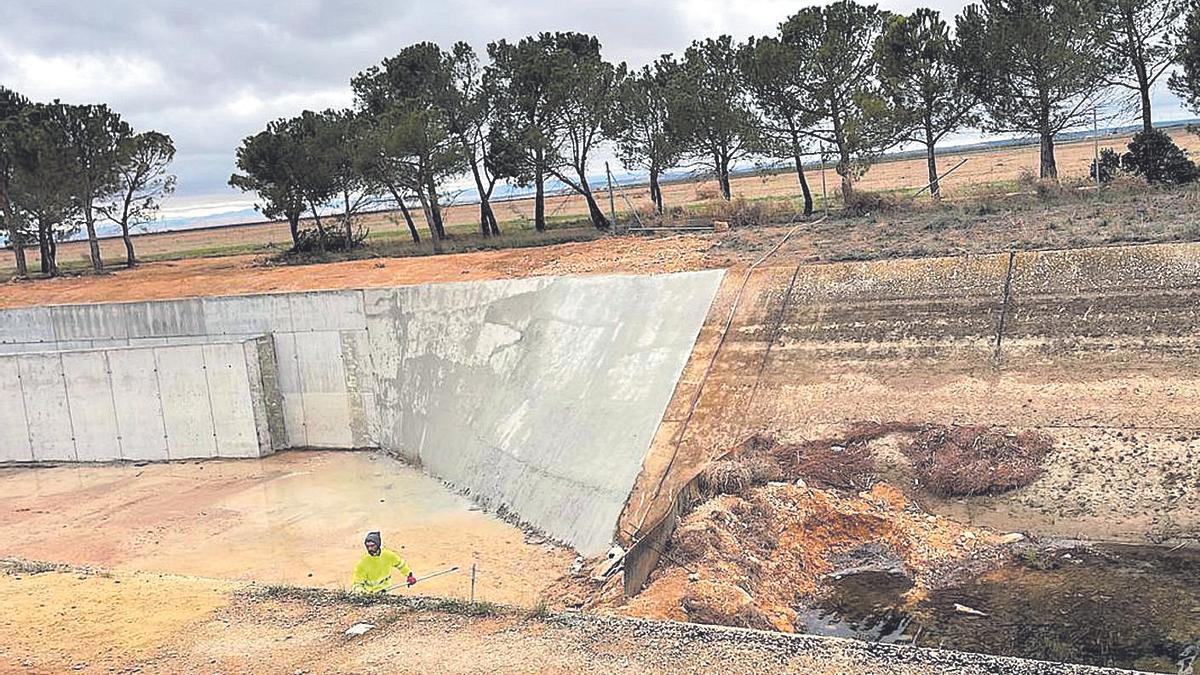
364 271 725 555
0 336 281 463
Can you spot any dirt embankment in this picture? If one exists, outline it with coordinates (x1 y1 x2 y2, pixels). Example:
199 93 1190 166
622 242 1200 548
559 424 1048 632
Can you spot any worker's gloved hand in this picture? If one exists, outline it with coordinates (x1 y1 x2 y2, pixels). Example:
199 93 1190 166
406 573 417 587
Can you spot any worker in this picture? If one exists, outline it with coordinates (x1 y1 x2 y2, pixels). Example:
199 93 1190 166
351 531 416 594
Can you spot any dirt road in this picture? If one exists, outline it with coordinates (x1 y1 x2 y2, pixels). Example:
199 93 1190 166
0 563 1135 674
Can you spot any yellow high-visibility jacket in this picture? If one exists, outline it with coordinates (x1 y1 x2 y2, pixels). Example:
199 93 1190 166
351 548 412 594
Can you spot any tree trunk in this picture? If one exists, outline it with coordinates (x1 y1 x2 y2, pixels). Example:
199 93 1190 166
40 225 58 277
714 151 732 201
84 205 103 273
121 221 136 267
467 162 495 238
425 177 446 239
12 237 28 278
38 224 50 275
287 212 301 250
0 190 27 278
790 137 814 217
1039 130 1058 180
395 194 420 244
1136 62 1153 133
479 200 500 238
576 172 610 230
486 194 500 237
534 164 546 233
342 188 354 248
926 143 941 201
830 95 854 203
649 168 663 214
309 202 327 253
416 192 439 244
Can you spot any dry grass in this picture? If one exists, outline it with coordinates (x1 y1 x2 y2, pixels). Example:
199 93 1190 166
701 422 1052 499
901 425 1054 497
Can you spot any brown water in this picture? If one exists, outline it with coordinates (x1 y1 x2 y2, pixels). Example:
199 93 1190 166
799 544 1200 673
0 451 572 605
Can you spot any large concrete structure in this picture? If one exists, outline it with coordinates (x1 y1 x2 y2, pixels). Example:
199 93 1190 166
0 337 282 463
0 271 724 555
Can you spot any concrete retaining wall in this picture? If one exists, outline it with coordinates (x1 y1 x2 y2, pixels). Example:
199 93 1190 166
0 291 375 449
364 271 724 555
0 271 724 554
0 336 283 463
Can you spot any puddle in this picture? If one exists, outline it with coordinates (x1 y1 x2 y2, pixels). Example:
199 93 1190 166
799 544 1200 673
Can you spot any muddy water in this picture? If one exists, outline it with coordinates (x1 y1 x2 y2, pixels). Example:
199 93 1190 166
0 451 573 606
800 544 1200 673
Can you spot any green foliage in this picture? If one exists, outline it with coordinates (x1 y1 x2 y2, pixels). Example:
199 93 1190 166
1121 128 1200 183
485 34 565 188
779 0 898 196
876 8 979 197
671 35 759 200
958 0 1116 178
739 36 820 213
485 32 620 229
1102 0 1187 129
541 32 622 229
1092 147 1123 183
230 118 309 245
99 130 176 264
0 88 32 250
606 57 684 213
1170 0 1200 114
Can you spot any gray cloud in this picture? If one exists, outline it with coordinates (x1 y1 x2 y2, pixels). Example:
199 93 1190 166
0 0 1182 214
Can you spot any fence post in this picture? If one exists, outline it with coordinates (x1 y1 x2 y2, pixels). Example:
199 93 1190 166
470 562 476 604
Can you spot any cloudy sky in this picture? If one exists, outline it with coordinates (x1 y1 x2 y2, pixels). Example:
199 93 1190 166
0 0 1189 227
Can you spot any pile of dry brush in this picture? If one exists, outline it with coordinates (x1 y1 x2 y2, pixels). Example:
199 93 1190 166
700 422 1052 499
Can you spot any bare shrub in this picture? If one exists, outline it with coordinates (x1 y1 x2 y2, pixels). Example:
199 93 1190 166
700 460 754 496
843 190 900 216
695 184 719 201
745 454 783 483
770 421 919 490
773 440 878 490
713 196 777 228
901 425 1053 497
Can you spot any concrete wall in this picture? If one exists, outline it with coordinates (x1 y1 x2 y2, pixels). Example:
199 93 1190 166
0 271 724 554
0 336 282 463
0 291 374 449
364 271 724 555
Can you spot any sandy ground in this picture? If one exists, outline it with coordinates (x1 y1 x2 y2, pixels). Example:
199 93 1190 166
0 451 572 606
0 564 1134 674
16 129 1197 272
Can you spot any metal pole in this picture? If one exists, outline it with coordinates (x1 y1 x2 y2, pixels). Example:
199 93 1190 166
819 144 829 217
1093 108 1100 191
605 162 618 231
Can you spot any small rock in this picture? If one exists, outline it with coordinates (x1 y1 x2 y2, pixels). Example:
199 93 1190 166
998 533 1026 544
344 623 375 637
688 573 700 582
